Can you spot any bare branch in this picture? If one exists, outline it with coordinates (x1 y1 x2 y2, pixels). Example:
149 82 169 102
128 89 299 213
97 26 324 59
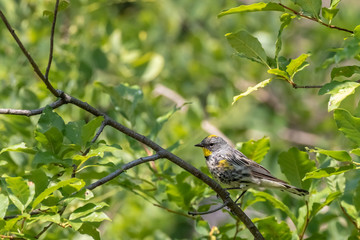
0 10 59 97
86 153 162 190
279 3 353 34
45 0 60 80
0 99 66 117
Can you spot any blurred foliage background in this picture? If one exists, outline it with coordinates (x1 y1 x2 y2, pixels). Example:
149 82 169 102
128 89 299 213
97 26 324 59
1 0 360 239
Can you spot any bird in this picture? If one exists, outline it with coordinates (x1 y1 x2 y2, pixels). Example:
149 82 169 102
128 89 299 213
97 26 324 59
195 135 309 197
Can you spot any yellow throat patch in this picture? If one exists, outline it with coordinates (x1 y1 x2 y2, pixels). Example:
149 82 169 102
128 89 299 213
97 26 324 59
202 148 212 157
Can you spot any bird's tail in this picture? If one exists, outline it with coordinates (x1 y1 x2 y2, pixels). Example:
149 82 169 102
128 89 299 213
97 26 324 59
282 183 309 196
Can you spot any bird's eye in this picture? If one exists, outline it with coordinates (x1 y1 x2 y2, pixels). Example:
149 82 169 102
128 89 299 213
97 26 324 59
209 143 214 146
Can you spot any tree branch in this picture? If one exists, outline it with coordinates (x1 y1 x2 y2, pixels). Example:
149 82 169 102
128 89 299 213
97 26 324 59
0 99 66 117
278 3 354 34
0 10 59 97
86 153 162 190
45 0 60 80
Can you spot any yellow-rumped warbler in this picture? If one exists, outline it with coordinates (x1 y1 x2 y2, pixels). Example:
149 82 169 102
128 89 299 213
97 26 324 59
195 135 308 196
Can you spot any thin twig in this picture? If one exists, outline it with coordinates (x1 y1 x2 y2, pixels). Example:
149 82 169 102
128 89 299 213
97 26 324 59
86 153 162 190
339 202 359 230
0 99 66 117
293 84 324 89
45 0 60 80
0 10 59 97
82 119 108 156
153 203 196 219
279 3 353 34
188 201 229 216
35 206 66 239
299 200 310 240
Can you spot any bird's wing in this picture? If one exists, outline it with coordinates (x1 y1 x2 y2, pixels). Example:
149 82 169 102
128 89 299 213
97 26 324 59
232 149 288 184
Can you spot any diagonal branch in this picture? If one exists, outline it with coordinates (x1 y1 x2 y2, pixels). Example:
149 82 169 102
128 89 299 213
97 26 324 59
0 10 59 97
279 3 353 34
86 153 162 190
45 0 60 80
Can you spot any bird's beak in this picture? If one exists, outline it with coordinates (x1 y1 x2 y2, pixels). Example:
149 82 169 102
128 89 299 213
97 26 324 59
194 143 203 147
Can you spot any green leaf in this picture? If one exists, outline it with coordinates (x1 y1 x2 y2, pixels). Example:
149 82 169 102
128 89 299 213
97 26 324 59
37 127 64 154
37 106 65 133
267 69 289 81
250 190 297 226
78 223 100 240
95 82 143 123
290 0 322 18
334 109 360 145
43 10 54 22
319 81 360 111
81 116 104 145
80 211 110 222
70 203 108 220
286 53 310 78
322 7 339 23
303 164 355 180
27 169 49 198
232 79 272 104
149 104 188 139
278 147 316 190
32 178 79 209
0 142 36 155
225 30 268 67
32 151 71 167
311 191 341 218
65 120 85 145
59 0 70 12
331 65 360 79
307 147 352 162
0 194 9 218
254 216 292 240
239 137 270 163
353 180 360 211
29 213 61 224
340 201 358 223
330 0 341 8
354 25 360 39
275 14 294 62
218 2 284 18
6 177 31 213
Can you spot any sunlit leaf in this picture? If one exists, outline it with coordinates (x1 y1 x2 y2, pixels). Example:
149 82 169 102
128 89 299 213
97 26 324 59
238 137 270 163
232 79 272 104
267 69 289 81
218 2 284 18
303 164 355 180
0 142 36 155
0 194 9 218
307 147 351 162
319 81 360 111
311 192 341 218
286 53 310 78
32 178 79 209
322 8 339 23
6 177 31 213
